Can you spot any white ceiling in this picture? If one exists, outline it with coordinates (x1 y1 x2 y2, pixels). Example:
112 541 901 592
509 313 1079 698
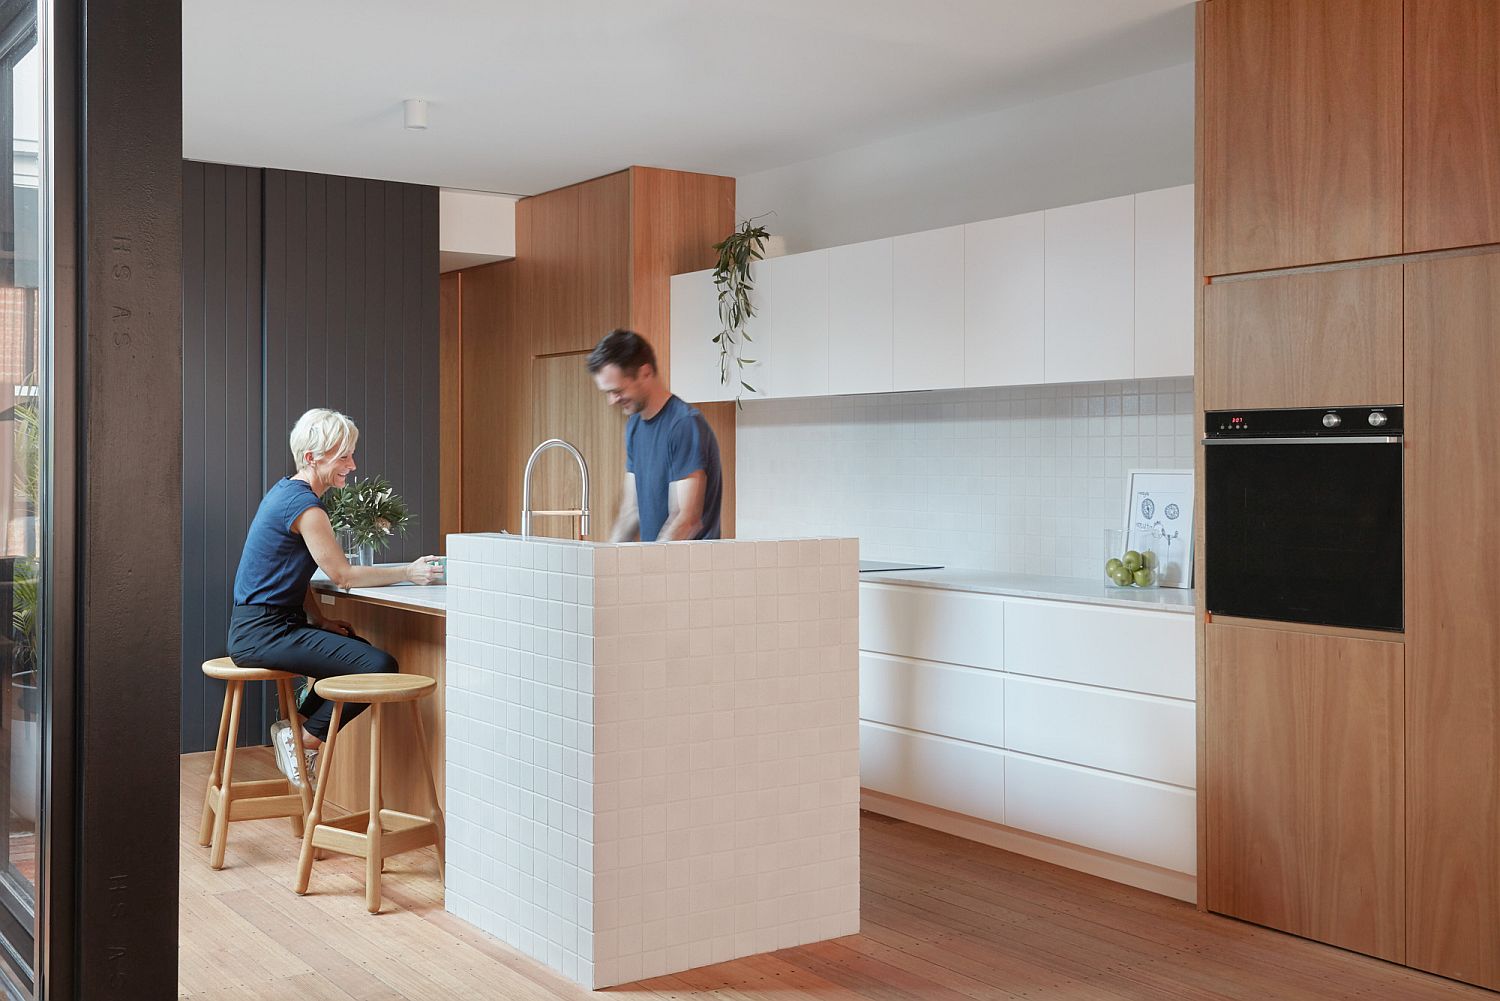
183 0 1195 196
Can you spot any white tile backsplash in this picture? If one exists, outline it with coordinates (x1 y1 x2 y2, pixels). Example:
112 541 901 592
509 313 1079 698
736 378 1194 579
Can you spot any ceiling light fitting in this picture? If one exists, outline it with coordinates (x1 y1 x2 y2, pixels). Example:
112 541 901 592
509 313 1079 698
403 98 428 131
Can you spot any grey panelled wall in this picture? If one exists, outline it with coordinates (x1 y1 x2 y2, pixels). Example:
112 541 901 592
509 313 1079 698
181 160 266 755
181 161 440 754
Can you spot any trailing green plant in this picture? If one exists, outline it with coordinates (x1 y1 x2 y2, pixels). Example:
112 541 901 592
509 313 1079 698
711 217 771 406
12 395 40 668
323 475 411 553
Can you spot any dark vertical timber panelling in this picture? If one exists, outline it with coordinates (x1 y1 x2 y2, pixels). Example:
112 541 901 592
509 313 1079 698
263 169 439 564
179 161 265 753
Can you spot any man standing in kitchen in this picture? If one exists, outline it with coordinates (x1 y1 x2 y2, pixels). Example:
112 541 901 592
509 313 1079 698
587 328 723 542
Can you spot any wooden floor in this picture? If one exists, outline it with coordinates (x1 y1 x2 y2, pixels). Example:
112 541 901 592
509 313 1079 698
180 749 1491 1000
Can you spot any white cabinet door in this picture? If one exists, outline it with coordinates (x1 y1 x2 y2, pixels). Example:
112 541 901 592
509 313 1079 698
860 722 1006 825
828 238 894 395
965 211 1044 387
764 250 830 398
1004 675 1195 787
893 226 965 391
1002 598 1195 700
859 584 1005 670
1134 184 1195 379
735 261 774 401
1044 195 1135 384
1005 754 1196 874
860 653 1005 749
669 269 733 403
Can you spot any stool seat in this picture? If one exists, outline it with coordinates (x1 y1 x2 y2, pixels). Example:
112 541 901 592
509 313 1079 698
198 658 313 869
202 656 298 683
313 674 435 704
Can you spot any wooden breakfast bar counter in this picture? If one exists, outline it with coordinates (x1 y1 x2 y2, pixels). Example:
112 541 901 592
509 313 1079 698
308 577 448 817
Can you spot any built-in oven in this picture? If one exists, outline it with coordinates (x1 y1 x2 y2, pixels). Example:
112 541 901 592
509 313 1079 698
1204 405 1403 632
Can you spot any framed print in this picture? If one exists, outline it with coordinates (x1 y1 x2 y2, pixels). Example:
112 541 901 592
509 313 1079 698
1124 468 1194 588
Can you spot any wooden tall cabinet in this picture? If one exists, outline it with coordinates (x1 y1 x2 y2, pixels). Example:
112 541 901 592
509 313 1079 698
1404 252 1500 990
450 166 737 541
1199 0 1403 275
1404 0 1500 254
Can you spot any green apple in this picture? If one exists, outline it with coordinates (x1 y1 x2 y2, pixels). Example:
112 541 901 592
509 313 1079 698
1105 558 1124 574
1122 550 1143 573
1142 550 1158 570
1133 568 1154 587
1108 565 1133 587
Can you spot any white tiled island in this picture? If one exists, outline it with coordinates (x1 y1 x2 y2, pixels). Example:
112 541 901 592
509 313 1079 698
442 534 862 989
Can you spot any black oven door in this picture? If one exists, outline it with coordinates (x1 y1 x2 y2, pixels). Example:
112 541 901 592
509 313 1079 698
1205 440 1403 631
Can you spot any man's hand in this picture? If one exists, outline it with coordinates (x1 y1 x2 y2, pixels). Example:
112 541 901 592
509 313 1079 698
319 618 354 637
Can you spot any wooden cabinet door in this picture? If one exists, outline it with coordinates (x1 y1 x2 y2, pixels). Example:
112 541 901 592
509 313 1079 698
531 353 626 541
964 211 1044 388
517 185 579 355
1202 263 1403 410
575 170 631 352
1043 195 1134 385
1204 621 1405 963
1405 0 1500 253
1200 0 1402 275
828 238 894 395
1133 185 1195 379
763 250 830 399
892 225 965 391
1405 253 1500 990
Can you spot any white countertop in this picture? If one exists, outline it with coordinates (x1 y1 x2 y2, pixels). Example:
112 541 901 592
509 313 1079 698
310 570 447 615
858 566 1196 614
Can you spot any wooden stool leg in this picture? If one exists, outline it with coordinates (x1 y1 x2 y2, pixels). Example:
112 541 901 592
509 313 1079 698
276 679 314 837
408 699 446 875
366 703 384 913
209 681 244 870
198 680 235 847
296 701 343 895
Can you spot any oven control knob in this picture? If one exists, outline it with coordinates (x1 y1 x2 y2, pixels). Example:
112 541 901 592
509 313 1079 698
1322 412 1342 428
1368 411 1388 427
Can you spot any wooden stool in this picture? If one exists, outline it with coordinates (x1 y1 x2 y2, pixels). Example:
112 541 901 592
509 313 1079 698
198 657 315 870
294 673 444 913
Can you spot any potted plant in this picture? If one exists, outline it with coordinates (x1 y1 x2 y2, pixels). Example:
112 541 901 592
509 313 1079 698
711 216 771 405
323 475 411 565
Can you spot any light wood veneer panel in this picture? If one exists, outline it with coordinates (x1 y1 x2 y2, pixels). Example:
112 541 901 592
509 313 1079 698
531 352 625 540
518 183 580 356
1200 0 1402 275
1404 0 1500 253
1404 253 1500 990
439 271 462 547
1204 622 1404 963
1203 264 1403 410
576 170 631 352
459 260 525 533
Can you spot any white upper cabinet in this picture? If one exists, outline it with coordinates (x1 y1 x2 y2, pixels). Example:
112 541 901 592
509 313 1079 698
669 269 732 403
1044 194 1136 385
764 250 830 399
893 225 965 392
828 238 894 395
965 211 1045 387
1134 184 1195 379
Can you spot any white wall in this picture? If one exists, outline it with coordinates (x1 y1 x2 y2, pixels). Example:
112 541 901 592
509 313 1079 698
736 378 1195 580
736 63 1193 254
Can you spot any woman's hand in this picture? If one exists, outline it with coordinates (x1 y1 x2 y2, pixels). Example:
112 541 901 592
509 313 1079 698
318 618 355 637
405 555 445 585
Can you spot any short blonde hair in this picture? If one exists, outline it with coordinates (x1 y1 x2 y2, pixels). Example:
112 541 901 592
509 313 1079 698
289 408 359 472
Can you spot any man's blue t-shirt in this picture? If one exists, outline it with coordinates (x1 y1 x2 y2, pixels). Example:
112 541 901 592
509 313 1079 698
233 477 324 607
625 395 722 541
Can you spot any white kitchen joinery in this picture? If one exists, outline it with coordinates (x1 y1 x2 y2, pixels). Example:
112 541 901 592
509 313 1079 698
670 184 1194 403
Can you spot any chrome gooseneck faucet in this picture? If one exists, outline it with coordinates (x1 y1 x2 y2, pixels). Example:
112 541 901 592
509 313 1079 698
521 438 590 539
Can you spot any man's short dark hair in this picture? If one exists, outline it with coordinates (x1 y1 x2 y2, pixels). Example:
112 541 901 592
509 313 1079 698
586 329 657 377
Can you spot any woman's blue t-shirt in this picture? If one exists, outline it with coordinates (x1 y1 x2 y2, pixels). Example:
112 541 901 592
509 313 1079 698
233 477 324 607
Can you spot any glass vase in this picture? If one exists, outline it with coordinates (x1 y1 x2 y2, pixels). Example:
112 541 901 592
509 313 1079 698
1103 528 1160 589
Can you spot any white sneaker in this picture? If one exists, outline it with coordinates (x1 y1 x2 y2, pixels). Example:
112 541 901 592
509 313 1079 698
270 719 319 788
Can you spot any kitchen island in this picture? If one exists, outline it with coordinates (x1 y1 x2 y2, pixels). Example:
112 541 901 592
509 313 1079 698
317 535 863 990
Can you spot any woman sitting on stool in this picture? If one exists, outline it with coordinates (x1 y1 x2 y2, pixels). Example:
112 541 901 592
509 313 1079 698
227 408 443 786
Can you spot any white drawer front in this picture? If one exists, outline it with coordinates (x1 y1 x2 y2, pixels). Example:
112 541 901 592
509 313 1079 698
860 653 1005 749
1005 754 1196 874
860 584 1004 669
1003 599 1194 699
1004 676 1195 788
860 722 1005 825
